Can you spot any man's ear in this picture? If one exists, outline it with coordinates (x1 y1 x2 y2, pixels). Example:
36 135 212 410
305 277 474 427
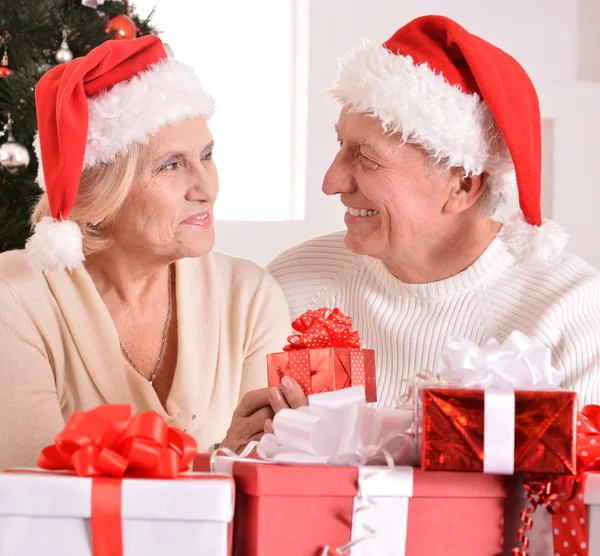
443 171 489 215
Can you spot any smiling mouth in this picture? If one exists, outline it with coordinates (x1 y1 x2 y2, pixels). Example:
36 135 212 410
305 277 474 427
181 211 212 227
346 207 379 217
189 213 208 221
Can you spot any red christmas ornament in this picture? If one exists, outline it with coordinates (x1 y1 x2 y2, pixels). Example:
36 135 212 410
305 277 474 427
106 14 137 40
0 49 11 79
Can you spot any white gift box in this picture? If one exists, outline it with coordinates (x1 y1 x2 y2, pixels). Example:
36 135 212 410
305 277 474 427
0 470 234 556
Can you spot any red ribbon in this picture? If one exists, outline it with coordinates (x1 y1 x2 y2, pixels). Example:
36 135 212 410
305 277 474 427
281 308 365 395
37 404 197 556
549 405 600 556
284 308 361 350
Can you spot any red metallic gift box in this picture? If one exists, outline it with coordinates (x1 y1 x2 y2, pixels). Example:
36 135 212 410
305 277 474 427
267 347 377 402
421 388 577 474
267 308 377 402
194 454 517 556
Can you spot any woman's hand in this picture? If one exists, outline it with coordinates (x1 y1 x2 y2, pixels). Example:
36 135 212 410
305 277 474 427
220 378 308 452
220 388 275 454
264 376 308 434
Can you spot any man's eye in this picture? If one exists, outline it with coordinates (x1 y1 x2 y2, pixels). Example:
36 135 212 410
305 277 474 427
202 149 213 161
358 152 378 169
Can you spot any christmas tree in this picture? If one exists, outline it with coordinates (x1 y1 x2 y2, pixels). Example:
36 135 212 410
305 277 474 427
0 0 158 252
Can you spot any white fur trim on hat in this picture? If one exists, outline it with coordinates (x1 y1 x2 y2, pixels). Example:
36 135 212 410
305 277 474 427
500 213 569 266
26 217 84 272
34 58 215 188
328 39 516 215
32 134 46 191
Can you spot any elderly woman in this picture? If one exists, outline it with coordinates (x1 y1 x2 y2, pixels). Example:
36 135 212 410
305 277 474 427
0 36 302 470
269 15 600 407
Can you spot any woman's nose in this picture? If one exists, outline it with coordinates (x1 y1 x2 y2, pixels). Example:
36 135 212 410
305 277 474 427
186 171 218 203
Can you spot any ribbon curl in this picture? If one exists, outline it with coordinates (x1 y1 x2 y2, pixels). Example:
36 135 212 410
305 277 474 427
284 308 361 350
511 474 557 556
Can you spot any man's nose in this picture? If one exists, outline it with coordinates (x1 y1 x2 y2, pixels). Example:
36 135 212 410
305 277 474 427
322 152 356 196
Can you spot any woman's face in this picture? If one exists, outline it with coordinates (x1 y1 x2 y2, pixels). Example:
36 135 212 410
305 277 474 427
111 117 218 262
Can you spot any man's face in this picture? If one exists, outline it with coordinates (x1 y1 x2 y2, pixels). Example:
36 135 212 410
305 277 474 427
323 108 459 262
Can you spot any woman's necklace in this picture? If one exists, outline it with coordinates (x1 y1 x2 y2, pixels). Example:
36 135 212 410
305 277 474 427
119 265 173 385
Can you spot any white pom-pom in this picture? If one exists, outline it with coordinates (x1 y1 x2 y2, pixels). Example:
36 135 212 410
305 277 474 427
26 216 84 272
501 213 569 266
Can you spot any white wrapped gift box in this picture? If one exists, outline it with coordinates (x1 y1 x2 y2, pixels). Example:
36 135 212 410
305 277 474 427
0 470 234 556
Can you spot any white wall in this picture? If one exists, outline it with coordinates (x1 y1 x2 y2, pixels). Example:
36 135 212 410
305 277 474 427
212 1 600 268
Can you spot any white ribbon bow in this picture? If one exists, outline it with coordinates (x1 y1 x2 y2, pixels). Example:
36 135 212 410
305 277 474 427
257 387 416 466
437 330 561 390
433 331 562 475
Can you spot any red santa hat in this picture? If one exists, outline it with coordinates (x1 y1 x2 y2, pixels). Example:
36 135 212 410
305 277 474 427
329 15 567 265
26 35 215 271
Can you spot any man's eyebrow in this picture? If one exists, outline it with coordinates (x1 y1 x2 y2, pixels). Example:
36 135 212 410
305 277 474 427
335 125 382 155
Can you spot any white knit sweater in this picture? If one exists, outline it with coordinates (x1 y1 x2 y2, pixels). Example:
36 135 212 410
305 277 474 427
268 231 600 407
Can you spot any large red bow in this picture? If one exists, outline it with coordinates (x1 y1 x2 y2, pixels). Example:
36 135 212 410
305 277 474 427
284 308 361 350
550 405 600 556
38 404 197 478
37 405 197 556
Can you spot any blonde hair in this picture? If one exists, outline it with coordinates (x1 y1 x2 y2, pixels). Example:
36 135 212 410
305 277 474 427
31 143 142 256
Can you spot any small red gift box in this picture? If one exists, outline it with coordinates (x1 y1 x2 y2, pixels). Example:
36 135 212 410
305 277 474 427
267 308 377 402
421 388 577 474
194 454 516 556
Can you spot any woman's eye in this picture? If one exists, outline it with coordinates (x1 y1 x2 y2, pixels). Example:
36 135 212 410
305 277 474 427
160 161 179 172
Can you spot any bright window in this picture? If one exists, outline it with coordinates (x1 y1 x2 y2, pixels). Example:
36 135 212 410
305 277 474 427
134 0 307 221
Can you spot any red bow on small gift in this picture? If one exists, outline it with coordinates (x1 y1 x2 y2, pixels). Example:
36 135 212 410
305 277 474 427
37 405 197 556
550 405 600 556
284 307 361 350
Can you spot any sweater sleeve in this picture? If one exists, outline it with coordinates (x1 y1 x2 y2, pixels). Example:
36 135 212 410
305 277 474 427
0 280 65 470
549 279 600 407
239 272 291 402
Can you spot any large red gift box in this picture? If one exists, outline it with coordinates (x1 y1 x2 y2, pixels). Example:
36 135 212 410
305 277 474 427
267 308 377 402
421 388 577 474
195 454 515 556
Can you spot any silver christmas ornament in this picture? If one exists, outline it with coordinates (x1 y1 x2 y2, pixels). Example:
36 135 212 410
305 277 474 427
81 0 105 8
164 43 175 58
55 30 73 64
0 115 30 174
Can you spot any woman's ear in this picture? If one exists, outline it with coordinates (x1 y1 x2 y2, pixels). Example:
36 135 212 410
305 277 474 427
443 171 489 215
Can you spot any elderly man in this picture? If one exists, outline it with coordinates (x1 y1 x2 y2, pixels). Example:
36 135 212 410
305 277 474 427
268 15 600 408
